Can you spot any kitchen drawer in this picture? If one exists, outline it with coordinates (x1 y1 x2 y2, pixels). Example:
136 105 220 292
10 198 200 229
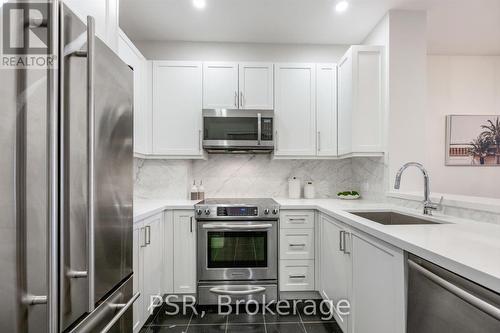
280 229 314 260
279 260 315 291
280 210 315 229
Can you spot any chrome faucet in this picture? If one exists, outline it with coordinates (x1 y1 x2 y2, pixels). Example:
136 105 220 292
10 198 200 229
394 162 442 215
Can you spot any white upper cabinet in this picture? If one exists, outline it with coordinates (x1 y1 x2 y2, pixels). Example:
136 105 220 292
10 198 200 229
316 64 338 157
274 63 317 156
238 63 274 110
203 62 239 109
64 0 119 51
152 61 203 157
117 31 151 156
338 46 384 156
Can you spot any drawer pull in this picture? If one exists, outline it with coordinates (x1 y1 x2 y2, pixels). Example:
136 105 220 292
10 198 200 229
289 243 306 247
289 218 306 221
289 275 306 279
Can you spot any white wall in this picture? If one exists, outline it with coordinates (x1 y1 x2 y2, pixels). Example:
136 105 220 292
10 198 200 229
363 10 428 194
426 55 500 198
134 40 349 62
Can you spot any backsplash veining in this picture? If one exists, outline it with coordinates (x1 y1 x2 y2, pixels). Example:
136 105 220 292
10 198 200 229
134 155 386 200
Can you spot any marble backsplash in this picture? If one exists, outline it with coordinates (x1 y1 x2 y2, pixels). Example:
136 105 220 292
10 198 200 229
133 155 500 224
134 155 386 201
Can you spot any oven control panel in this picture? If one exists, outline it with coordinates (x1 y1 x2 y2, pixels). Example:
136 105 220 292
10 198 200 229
217 206 258 217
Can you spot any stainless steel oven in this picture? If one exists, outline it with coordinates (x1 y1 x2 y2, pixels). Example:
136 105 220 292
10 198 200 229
195 199 280 305
203 110 274 152
198 220 278 281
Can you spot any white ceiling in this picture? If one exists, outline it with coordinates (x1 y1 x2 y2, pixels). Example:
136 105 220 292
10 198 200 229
120 0 500 54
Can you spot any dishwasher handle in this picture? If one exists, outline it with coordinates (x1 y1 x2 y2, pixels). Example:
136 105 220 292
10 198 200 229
408 259 500 321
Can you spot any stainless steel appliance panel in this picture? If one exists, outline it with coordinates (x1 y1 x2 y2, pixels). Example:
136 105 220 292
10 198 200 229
69 276 137 333
197 221 278 281
407 255 500 333
60 6 91 330
198 282 278 305
202 109 274 151
92 31 134 303
0 56 50 333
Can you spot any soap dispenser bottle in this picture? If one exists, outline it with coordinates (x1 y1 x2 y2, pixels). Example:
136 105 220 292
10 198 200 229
190 180 199 200
198 180 205 200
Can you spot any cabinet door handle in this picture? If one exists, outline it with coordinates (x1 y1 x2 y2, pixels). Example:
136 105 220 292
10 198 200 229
339 230 345 252
343 232 351 255
289 243 306 247
146 226 151 245
190 216 193 233
240 91 244 107
234 91 238 108
317 131 321 152
289 275 306 279
199 129 202 151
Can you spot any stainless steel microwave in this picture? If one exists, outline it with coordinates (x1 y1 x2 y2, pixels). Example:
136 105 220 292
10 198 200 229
202 109 274 152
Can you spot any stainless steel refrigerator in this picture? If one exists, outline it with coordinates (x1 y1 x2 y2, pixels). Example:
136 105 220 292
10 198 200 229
0 1 135 332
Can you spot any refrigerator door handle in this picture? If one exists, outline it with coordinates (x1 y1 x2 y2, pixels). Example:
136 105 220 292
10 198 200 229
86 15 96 312
100 292 140 333
67 15 96 311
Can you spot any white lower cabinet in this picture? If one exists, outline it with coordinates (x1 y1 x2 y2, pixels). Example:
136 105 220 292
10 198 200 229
133 212 163 333
279 210 315 292
280 260 315 291
133 209 196 332
317 213 405 333
350 233 405 333
318 214 351 333
173 210 197 293
279 229 315 260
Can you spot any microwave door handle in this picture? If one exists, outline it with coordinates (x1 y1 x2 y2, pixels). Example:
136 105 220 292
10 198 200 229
257 113 262 145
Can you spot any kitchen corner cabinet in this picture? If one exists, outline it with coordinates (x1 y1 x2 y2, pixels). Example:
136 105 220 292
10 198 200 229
173 210 197 293
338 46 384 156
203 62 274 110
133 212 163 333
274 64 317 156
152 61 204 157
318 213 405 333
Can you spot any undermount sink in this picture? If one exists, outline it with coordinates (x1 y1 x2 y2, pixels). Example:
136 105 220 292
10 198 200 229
349 211 446 225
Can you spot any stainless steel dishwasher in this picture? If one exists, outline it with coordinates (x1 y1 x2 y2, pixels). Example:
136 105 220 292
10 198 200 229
407 254 500 333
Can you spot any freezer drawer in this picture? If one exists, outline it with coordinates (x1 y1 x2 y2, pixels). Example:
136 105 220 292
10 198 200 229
407 254 500 333
69 275 137 333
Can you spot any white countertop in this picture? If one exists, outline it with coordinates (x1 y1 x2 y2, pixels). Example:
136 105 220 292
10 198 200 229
134 197 500 294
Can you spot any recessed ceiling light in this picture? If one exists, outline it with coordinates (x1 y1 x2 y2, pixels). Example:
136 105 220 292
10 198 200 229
193 0 206 10
335 0 349 13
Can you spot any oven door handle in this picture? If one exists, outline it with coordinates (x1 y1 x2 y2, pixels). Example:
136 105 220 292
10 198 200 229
202 223 273 230
209 287 266 295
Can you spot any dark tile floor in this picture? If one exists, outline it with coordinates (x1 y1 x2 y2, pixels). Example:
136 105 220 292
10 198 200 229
140 301 343 333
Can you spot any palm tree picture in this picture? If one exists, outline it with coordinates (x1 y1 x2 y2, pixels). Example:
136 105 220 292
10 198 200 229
446 115 500 166
481 117 500 164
